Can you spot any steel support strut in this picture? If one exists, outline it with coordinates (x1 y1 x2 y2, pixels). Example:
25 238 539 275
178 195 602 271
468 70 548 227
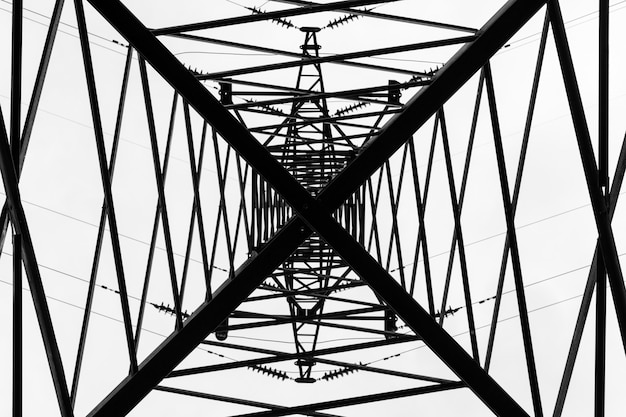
548 0 626 353
85 0 546 415
0 112 73 417
74 0 138 372
10 2 23 415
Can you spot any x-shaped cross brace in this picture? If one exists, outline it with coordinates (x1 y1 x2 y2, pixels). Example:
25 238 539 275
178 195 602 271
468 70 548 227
20 0 548 415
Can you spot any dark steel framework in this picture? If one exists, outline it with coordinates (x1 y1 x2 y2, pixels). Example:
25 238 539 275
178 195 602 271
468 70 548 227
2 0 625 415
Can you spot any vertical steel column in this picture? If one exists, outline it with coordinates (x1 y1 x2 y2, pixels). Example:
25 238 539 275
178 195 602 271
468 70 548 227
549 0 626 353
595 1 609 415
12 233 22 417
0 109 73 417
10 0 21 162
10 2 22 415
0 0 65 256
552 134 626 417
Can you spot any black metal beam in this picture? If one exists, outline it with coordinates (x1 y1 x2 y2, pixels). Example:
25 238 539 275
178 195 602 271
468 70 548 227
173 33 426 77
134 92 178 347
0 109 73 417
197 340 456 384
484 10 550 372
138 57 184 329
0 0 65 257
200 36 473 80
154 385 343 417
270 0 477 33
71 47 133 406
485 63 543 417
168 336 420 377
552 132 626 417
10 2 23 415
152 0 396 35
232 382 465 417
548 0 626 353
74 0 138 373
596 1 609 415
227 80 427 111
12 232 22 417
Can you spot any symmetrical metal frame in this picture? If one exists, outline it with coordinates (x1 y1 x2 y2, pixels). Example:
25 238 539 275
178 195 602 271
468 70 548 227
2 0 625 415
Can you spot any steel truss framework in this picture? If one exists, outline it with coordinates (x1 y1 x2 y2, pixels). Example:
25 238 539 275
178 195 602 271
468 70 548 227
2 0 626 416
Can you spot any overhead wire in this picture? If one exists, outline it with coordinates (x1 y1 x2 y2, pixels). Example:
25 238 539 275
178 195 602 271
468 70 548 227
0 0 128 55
0 190 229 273
498 0 626 55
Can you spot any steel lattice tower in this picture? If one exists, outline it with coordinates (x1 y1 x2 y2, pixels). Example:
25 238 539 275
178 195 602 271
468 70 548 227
2 1 626 416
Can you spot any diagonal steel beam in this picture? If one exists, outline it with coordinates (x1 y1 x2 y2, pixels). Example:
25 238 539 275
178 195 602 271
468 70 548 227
231 382 465 417
548 0 626 350
86 0 546 415
270 0 477 33
200 36 473 80
155 386 343 417
152 0 396 35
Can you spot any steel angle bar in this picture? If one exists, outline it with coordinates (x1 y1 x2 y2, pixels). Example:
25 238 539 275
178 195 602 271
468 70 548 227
0 0 66 258
438 70 484 326
173 33 427 77
11 3 23 414
138 57 184 329
171 336 420 377
86 0 544 414
438 109 480 361
596 2 609 414
485 63 543 417
407 138 433 310
74 0 138 373
232 382 465 417
270 0 477 33
0 110 73 416
155 386 342 417
227 80 428 111
13 233 22 417
152 0 395 35
201 36 474 80
180 105 211 303
134 91 178 347
485 10 550 372
207 340 455 384
548 0 626 352
10 0 22 162
71 46 134 405
552 129 626 417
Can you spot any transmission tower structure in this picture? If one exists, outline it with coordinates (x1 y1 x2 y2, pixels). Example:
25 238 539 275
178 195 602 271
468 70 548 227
255 26 367 383
3 1 626 417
